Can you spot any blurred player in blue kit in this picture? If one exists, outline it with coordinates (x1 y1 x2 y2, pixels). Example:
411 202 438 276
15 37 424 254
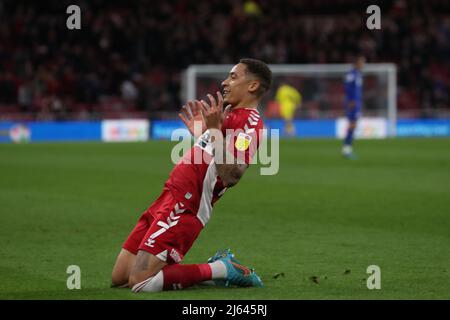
342 55 365 158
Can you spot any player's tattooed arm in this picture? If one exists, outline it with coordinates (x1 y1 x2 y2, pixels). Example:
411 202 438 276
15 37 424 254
213 134 248 187
200 115 247 187
199 92 246 187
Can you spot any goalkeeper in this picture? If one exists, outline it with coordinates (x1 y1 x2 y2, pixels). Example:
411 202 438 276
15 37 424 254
275 83 302 137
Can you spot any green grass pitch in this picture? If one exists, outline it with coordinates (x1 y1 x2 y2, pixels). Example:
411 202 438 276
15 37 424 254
0 138 449 299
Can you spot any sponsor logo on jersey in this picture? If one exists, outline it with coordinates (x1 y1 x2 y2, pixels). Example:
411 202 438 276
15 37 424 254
235 132 252 151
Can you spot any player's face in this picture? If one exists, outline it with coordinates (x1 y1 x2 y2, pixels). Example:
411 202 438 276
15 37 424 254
221 63 255 106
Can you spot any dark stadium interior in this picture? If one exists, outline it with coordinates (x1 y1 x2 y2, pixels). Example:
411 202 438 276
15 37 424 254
0 0 449 120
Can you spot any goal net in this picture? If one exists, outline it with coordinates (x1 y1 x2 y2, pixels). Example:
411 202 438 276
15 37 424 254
182 64 397 137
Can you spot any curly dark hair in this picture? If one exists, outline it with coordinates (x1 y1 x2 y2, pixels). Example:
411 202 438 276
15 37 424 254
239 58 272 98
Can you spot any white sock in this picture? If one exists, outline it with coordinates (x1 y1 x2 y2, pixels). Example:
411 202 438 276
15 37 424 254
131 270 164 293
342 145 352 155
209 260 227 280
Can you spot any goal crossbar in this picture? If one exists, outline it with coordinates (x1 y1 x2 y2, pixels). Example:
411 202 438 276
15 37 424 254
185 63 397 136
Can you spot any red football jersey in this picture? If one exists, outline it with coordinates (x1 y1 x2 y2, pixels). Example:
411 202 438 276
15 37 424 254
164 107 263 226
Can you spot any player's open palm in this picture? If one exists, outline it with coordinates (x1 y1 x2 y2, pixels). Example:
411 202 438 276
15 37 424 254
200 91 231 130
179 100 206 138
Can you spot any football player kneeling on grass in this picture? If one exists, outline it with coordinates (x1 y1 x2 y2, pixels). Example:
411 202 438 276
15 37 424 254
111 58 272 292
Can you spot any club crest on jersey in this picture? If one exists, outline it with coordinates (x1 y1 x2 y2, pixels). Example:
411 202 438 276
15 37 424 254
235 132 252 151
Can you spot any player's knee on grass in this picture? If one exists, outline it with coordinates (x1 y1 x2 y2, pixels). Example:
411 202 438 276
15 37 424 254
128 250 167 289
111 270 129 288
111 249 136 287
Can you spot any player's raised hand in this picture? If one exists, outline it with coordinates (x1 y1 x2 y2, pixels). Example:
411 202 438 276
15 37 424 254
200 91 231 130
178 100 206 138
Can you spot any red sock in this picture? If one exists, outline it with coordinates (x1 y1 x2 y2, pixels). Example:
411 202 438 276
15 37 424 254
162 264 212 290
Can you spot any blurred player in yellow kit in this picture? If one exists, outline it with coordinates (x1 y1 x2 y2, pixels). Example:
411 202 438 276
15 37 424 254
275 83 302 137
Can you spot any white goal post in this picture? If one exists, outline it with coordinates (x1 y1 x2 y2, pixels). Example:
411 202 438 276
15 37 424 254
183 63 397 136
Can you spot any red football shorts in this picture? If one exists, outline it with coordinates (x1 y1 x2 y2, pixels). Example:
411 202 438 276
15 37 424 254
122 188 203 264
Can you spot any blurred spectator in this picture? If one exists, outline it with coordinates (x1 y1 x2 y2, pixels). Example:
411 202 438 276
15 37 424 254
0 0 449 120
244 0 263 17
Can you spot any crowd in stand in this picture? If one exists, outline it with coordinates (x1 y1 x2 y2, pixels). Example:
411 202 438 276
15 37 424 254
0 0 449 120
